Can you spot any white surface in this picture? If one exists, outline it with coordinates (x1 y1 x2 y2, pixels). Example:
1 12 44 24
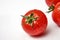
0 0 60 40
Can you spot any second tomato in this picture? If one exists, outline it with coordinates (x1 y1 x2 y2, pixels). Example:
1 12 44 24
52 2 60 27
45 0 60 6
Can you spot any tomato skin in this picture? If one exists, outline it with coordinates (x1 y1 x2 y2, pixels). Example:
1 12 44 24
21 9 47 36
52 2 60 27
45 0 60 6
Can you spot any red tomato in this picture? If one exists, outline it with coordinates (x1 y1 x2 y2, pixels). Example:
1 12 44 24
21 9 47 36
52 2 60 27
45 0 60 6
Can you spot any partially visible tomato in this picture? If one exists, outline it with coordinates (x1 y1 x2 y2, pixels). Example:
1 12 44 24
52 2 60 27
45 0 60 6
45 0 60 13
21 9 47 36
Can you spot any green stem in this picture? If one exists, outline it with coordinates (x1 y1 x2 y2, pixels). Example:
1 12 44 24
47 4 55 13
21 13 38 27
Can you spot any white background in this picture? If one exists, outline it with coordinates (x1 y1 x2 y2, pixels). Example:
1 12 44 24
0 0 60 40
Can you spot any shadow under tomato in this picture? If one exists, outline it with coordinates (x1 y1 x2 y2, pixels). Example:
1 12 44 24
57 24 60 27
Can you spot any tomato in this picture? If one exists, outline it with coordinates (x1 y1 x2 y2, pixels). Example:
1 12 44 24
45 0 60 13
21 9 47 36
45 0 60 6
52 2 60 27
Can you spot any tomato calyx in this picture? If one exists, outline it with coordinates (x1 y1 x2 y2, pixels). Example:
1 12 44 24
21 13 38 27
47 4 55 13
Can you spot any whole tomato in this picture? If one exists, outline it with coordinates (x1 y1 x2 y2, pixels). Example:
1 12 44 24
21 9 47 36
52 2 60 27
